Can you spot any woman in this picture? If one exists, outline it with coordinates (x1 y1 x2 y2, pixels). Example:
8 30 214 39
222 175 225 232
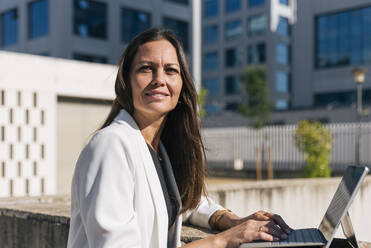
67 28 292 248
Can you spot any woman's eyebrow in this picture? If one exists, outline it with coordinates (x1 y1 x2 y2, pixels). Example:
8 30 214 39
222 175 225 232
165 63 180 67
137 61 180 67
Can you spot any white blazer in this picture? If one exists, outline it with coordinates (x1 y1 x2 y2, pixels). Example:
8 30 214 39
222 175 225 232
67 109 223 248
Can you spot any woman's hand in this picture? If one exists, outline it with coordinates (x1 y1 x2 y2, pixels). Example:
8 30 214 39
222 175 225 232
214 211 293 248
235 211 293 234
183 210 293 248
211 210 293 247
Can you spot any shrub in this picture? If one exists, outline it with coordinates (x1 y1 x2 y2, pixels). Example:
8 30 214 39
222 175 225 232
294 120 332 177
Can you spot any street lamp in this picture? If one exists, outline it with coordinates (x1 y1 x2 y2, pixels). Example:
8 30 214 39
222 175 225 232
351 67 366 165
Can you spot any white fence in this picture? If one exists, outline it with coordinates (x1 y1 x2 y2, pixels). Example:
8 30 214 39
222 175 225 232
202 122 371 171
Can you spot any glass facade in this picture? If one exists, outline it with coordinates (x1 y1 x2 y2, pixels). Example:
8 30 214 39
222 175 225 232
276 43 289 64
28 0 49 39
73 53 107 63
316 6 371 68
248 43 266 64
275 99 289 110
276 71 289 93
226 0 241 13
204 51 219 70
225 75 240 95
225 20 242 40
204 78 219 97
165 0 188 5
279 0 289 6
277 16 289 36
1 9 18 46
74 0 107 39
121 8 151 43
204 25 219 44
247 14 267 36
204 0 218 18
163 17 189 52
315 90 371 107
248 0 265 8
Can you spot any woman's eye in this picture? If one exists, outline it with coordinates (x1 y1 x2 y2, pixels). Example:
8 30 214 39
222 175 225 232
166 67 179 74
139 66 152 72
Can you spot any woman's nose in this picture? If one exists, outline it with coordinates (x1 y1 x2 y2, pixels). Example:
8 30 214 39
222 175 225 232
152 70 166 86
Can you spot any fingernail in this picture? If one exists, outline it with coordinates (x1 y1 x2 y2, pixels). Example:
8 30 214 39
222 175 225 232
281 234 288 239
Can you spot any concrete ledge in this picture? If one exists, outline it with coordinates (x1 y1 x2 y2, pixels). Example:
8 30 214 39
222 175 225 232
0 187 370 247
207 176 371 242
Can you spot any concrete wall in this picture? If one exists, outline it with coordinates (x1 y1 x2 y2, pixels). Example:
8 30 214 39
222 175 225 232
208 176 371 242
0 51 117 197
0 176 371 247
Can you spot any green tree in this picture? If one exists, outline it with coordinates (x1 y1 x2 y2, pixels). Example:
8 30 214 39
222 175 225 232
294 120 332 178
239 66 272 128
197 87 208 119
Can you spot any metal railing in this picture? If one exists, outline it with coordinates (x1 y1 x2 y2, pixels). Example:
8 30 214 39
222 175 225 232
202 122 371 172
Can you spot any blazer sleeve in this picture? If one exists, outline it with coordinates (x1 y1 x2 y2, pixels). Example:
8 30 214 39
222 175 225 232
73 131 142 248
182 195 224 229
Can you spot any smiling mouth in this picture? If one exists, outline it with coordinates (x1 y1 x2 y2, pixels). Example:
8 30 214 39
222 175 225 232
145 92 169 97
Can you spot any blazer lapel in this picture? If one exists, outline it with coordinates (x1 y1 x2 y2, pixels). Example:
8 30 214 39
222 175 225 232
114 110 168 247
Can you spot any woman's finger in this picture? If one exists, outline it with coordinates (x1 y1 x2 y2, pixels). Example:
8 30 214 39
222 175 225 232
265 221 288 239
253 229 279 242
265 213 293 234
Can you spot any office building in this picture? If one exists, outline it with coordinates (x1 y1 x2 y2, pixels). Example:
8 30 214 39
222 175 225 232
201 0 371 124
0 0 194 64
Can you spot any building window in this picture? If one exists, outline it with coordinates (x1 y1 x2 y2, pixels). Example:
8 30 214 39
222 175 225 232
73 53 107 64
226 0 241 13
28 0 49 39
74 0 107 39
225 20 242 40
275 99 289 110
314 90 371 107
316 7 371 69
225 47 242 67
204 51 219 70
204 25 219 45
225 75 240 95
276 43 289 64
1 9 18 46
276 71 289 93
248 43 266 64
277 16 289 36
279 0 289 6
165 0 188 5
204 78 219 97
163 17 189 52
206 104 220 114
225 48 236 67
247 14 267 36
204 0 218 18
121 8 151 43
248 0 265 8
225 102 239 111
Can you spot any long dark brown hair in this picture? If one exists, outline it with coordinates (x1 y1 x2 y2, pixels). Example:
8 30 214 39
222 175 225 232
100 28 206 213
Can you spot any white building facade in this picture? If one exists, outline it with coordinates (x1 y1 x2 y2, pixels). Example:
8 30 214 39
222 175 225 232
0 51 117 197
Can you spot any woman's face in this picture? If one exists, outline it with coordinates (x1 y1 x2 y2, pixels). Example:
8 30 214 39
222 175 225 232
130 39 183 121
